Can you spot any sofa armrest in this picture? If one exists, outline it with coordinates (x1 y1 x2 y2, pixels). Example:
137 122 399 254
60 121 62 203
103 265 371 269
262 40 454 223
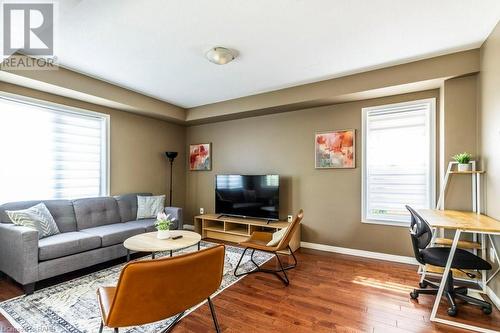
0 223 39 285
165 207 183 230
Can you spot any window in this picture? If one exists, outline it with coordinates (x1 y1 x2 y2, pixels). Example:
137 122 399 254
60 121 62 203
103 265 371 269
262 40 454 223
362 99 435 226
0 94 109 203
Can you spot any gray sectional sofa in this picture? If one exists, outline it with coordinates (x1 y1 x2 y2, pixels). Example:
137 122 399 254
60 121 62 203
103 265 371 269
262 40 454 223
0 193 183 294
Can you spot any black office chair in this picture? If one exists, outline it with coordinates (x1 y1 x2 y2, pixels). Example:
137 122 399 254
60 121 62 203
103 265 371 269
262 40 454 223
406 205 492 317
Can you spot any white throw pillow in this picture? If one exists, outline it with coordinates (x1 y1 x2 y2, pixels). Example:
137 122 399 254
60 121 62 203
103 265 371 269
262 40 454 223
266 227 287 247
136 195 165 219
6 203 60 239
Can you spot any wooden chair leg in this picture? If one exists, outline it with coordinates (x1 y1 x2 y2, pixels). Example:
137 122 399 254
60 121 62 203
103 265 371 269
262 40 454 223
207 297 221 333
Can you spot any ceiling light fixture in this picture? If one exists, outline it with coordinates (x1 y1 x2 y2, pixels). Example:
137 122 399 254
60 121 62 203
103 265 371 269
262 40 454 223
205 47 236 65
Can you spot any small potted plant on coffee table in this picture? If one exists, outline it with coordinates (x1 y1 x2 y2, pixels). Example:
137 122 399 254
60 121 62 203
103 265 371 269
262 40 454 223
452 152 472 172
155 212 173 239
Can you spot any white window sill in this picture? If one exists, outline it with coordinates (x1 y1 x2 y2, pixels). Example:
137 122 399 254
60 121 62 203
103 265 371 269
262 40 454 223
361 218 410 228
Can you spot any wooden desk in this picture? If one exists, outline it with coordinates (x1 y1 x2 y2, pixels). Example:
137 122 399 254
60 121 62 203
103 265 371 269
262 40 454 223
415 209 500 333
418 209 500 232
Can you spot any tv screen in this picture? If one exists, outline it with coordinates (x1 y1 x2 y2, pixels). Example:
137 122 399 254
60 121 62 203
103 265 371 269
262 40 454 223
215 175 279 220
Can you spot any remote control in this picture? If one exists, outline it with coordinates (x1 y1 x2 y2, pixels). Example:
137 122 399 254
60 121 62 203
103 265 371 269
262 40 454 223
172 235 183 240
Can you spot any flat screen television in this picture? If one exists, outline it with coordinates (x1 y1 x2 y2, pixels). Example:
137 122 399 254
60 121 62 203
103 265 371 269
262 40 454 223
215 175 279 220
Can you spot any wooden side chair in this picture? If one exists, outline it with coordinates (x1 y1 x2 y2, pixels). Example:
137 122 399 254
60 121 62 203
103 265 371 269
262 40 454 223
96 244 225 333
234 209 303 285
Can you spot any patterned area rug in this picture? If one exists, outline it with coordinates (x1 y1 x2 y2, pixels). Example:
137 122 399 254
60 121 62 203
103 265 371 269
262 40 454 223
0 241 273 333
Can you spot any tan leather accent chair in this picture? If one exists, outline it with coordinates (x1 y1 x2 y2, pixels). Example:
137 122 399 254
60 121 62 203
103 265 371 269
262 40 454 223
234 210 303 285
97 244 225 333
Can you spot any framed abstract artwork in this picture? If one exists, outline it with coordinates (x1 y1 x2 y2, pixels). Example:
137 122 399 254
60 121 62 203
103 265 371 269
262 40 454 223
315 130 355 169
189 143 212 171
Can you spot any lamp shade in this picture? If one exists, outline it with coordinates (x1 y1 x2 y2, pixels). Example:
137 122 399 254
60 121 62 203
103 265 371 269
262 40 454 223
165 151 178 161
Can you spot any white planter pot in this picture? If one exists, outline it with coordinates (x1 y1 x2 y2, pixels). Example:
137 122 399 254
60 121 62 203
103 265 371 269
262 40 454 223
457 163 471 172
157 230 171 239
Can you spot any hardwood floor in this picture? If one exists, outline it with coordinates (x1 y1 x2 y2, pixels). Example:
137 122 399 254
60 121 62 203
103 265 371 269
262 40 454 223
1 245 498 332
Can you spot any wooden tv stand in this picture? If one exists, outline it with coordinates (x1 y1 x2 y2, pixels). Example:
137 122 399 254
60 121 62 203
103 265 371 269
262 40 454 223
194 214 300 252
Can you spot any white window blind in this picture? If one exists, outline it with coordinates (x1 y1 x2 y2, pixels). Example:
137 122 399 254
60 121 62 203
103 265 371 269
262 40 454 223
362 99 435 225
0 95 109 203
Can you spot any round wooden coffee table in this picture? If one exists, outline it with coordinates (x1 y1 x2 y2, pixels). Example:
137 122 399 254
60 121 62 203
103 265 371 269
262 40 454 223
123 230 202 261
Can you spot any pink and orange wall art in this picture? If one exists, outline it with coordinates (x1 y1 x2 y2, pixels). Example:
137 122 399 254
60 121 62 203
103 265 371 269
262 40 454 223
315 130 355 168
189 143 212 171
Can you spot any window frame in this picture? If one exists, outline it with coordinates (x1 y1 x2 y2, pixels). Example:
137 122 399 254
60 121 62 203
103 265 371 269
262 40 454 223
361 98 436 227
0 91 110 199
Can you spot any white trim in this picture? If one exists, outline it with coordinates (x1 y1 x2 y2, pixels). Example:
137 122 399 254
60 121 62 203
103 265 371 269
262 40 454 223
361 98 436 226
300 241 418 265
486 286 500 311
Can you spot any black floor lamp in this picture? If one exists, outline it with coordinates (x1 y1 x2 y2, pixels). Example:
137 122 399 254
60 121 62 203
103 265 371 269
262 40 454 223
165 151 178 206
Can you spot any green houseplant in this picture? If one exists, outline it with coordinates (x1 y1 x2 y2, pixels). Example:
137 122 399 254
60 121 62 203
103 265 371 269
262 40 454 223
452 152 472 172
155 212 173 239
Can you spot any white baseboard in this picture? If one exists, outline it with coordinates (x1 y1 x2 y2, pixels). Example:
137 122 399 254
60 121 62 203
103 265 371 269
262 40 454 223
486 286 500 310
300 241 419 265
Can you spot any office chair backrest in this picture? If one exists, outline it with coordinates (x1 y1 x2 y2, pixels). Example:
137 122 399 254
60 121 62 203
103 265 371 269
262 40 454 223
105 244 225 327
406 205 433 265
276 209 303 251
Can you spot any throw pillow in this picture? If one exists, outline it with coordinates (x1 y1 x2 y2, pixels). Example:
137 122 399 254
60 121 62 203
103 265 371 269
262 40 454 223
6 203 60 239
266 227 288 247
137 195 166 219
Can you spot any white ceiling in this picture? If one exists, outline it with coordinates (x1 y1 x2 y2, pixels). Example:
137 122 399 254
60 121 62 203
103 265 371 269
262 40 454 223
53 0 500 108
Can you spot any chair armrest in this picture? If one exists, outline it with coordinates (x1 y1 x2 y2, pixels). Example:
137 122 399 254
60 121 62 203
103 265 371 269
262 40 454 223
0 223 39 285
164 207 183 230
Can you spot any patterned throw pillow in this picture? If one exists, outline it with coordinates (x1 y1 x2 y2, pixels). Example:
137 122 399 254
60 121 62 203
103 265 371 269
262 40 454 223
6 203 60 239
136 195 165 219
266 227 288 247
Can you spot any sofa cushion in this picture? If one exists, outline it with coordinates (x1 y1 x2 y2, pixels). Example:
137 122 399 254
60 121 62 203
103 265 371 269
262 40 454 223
6 203 60 239
137 195 165 219
0 200 77 232
125 219 157 233
38 232 101 261
73 197 121 230
80 223 144 247
114 193 152 222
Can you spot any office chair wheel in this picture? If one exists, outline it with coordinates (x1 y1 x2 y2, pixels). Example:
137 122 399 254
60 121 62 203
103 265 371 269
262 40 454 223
447 306 458 317
410 291 419 299
419 281 428 288
482 306 492 315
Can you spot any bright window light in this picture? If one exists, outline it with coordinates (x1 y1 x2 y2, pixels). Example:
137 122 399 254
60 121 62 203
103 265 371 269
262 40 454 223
0 95 109 203
362 99 436 225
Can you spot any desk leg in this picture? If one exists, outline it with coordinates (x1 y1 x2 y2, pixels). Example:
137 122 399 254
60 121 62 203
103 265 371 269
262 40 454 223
198 241 200 251
170 250 173 257
430 230 461 321
126 249 130 262
152 252 155 259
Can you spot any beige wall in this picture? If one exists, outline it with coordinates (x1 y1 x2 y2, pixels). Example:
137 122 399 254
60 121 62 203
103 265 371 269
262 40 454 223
479 21 500 298
442 75 478 211
0 82 187 207
186 90 440 257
